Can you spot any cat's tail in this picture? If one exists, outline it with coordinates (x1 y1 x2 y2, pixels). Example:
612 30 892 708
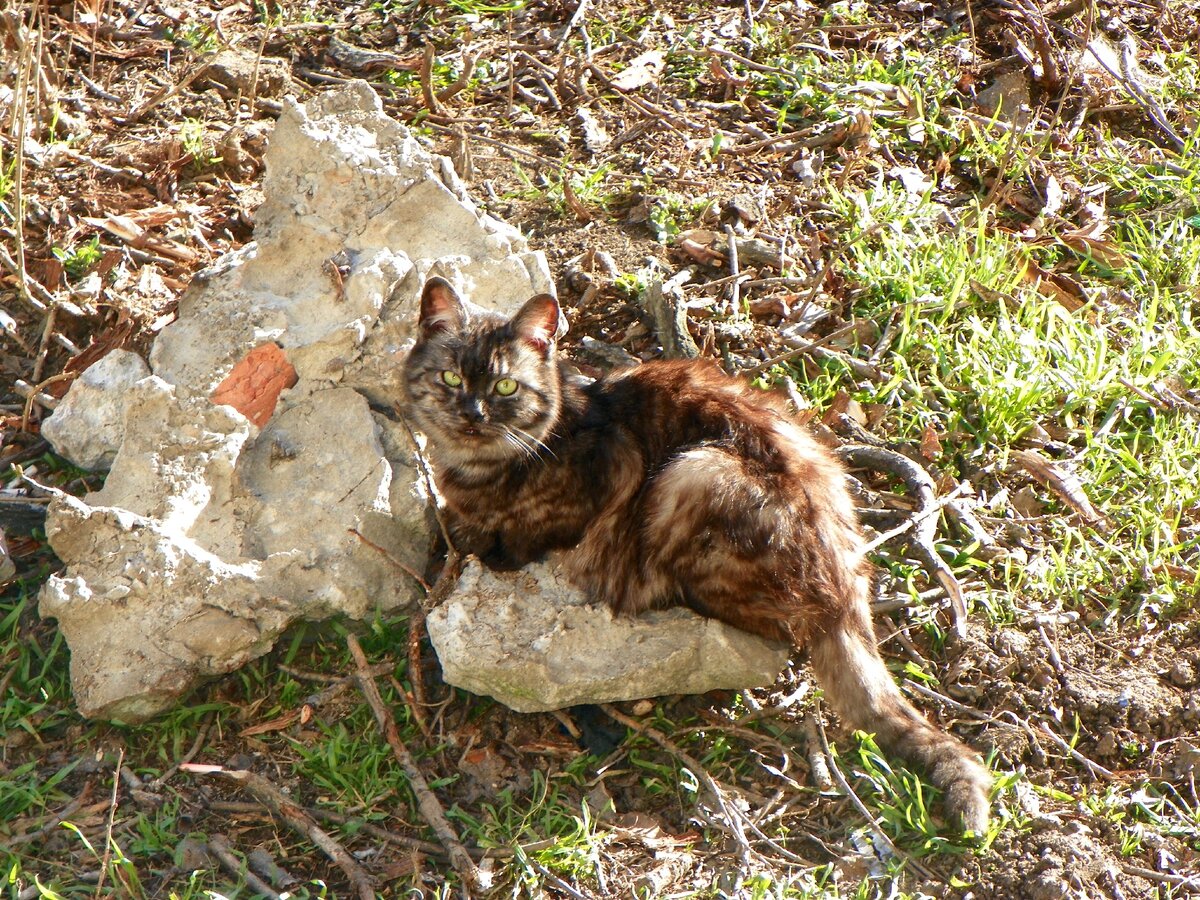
807 598 992 834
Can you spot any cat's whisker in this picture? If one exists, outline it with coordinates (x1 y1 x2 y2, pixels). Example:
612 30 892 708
509 425 557 460
501 428 539 461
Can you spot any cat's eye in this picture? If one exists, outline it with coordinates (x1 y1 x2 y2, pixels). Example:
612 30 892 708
494 378 519 396
441 370 463 387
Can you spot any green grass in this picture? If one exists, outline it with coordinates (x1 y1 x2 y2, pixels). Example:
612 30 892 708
0 151 15 204
762 114 1200 620
51 237 103 281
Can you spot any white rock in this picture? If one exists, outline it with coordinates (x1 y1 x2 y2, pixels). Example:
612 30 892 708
39 81 774 724
40 495 287 722
427 560 790 713
40 350 150 471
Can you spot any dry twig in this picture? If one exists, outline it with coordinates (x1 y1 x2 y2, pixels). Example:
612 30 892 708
191 766 377 899
346 633 485 894
208 835 281 899
602 703 758 868
92 749 124 900
811 707 940 882
837 444 969 637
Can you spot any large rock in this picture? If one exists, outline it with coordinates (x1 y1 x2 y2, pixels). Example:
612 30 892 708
39 83 550 721
428 560 791 712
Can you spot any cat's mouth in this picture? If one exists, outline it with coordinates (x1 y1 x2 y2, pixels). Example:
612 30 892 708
456 424 496 442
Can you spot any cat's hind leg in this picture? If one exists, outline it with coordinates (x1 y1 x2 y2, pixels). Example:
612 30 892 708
636 445 827 642
641 445 993 833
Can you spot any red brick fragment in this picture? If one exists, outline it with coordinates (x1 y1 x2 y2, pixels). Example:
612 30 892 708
210 343 298 428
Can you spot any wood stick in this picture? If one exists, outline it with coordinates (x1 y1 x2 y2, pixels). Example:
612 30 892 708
419 43 443 116
601 704 757 868
346 633 484 894
837 443 969 638
208 835 282 899
201 768 377 899
811 708 940 883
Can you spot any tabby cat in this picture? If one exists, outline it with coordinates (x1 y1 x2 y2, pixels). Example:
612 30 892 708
403 276 991 833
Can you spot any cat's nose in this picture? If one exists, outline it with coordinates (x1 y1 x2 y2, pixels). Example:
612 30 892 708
461 398 486 423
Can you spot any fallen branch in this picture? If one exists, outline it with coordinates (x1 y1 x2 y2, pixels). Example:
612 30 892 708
346 633 484 894
860 483 971 555
1119 862 1200 892
123 47 224 125
1 783 95 850
419 43 443 115
837 443 969 637
188 766 376 900
724 224 742 314
309 806 558 861
93 749 125 898
800 716 835 793
151 711 214 787
208 834 281 899
349 528 430 592
643 278 700 360
1035 721 1116 781
436 52 477 104
601 703 756 868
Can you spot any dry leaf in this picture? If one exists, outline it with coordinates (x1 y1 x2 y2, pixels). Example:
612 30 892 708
1059 230 1128 268
822 391 868 427
969 278 1014 307
676 228 725 266
919 424 943 461
890 164 934 196
1012 448 1108 524
1010 485 1045 518
1043 173 1064 217
240 710 302 737
975 70 1032 129
82 213 198 263
1017 257 1087 311
611 50 666 91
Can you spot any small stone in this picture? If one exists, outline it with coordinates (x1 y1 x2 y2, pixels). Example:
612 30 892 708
41 350 150 471
1168 658 1197 688
200 50 291 99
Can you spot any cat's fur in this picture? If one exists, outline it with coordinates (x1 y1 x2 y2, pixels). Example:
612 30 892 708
403 277 992 833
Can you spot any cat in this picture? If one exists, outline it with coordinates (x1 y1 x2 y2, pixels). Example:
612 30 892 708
402 276 992 834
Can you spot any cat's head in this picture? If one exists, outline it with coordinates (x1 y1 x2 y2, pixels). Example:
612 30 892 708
403 277 568 466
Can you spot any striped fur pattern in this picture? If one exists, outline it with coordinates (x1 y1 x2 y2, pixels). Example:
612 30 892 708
403 278 992 833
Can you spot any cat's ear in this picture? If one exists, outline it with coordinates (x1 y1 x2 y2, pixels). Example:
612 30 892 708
419 277 466 336
511 293 567 354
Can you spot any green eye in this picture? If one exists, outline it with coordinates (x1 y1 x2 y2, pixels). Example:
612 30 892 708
494 378 518 396
441 370 462 387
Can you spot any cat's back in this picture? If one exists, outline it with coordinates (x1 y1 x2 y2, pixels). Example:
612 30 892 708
590 358 783 417
583 358 828 472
